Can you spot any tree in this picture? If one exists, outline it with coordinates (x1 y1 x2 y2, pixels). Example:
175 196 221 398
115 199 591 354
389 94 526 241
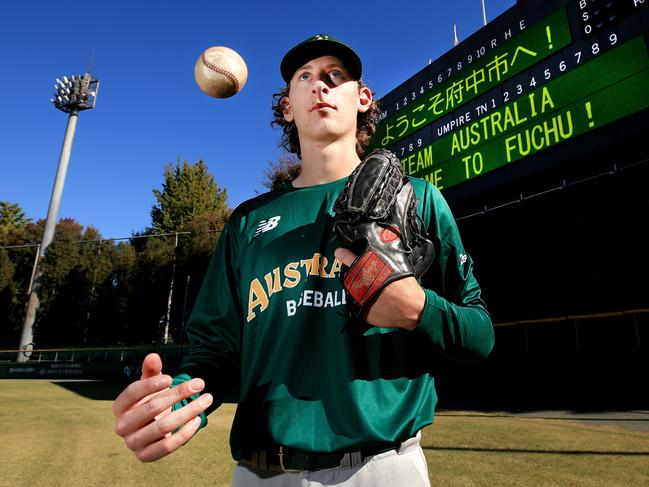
36 219 119 347
145 159 231 344
0 201 32 237
120 235 177 345
0 248 16 346
102 241 136 345
1 161 235 349
150 159 229 233
262 154 302 191
0 217 42 348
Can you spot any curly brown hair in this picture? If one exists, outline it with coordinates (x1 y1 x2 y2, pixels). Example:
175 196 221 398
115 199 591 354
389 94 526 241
271 80 380 158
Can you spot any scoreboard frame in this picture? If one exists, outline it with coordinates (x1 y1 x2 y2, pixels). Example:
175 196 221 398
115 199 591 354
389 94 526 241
371 0 649 204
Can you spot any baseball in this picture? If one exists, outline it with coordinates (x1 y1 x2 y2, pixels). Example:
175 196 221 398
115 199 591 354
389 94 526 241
194 46 248 98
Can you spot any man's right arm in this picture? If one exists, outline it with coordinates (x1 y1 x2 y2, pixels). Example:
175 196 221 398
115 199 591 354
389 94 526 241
171 220 244 426
113 219 243 461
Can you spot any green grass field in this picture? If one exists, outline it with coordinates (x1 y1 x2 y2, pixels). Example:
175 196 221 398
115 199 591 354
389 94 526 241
1 380 648 486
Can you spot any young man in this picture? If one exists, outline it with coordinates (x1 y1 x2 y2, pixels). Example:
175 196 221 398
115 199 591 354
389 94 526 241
113 34 494 486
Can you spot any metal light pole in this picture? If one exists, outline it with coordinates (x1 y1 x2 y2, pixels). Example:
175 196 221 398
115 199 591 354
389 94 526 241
16 74 99 363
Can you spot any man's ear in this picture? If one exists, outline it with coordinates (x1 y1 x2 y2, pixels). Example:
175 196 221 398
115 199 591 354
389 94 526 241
282 96 294 122
357 86 373 113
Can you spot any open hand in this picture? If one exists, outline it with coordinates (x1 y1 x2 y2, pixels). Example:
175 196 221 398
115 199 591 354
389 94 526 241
112 353 213 462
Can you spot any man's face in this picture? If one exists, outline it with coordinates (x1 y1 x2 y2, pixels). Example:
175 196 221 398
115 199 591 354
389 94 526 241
282 55 372 148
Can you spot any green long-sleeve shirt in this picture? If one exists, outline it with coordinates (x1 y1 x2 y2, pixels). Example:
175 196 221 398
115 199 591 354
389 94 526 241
174 176 494 459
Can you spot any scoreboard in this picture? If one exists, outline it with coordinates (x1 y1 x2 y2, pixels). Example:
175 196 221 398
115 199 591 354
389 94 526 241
371 0 649 191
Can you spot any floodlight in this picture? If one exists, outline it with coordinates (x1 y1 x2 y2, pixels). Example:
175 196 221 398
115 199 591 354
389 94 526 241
51 72 99 113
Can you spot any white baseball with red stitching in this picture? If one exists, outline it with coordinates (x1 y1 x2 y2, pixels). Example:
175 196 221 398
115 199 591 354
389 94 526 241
194 46 248 98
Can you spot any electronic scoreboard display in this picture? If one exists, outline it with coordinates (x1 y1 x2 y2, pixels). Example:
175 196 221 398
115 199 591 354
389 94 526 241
371 0 649 192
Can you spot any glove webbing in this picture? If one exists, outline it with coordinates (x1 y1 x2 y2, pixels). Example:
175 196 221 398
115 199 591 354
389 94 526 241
334 154 405 222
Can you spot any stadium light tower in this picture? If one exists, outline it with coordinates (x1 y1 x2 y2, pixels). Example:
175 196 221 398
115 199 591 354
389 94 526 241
16 73 99 363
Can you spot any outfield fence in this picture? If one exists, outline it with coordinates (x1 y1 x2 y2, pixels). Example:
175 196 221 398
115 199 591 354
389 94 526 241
0 345 190 380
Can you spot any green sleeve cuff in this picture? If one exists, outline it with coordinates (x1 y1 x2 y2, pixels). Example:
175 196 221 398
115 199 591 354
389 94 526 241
416 288 495 361
171 373 208 430
416 288 445 344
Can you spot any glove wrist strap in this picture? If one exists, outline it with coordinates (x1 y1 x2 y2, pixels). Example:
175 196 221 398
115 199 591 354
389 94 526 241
343 249 394 306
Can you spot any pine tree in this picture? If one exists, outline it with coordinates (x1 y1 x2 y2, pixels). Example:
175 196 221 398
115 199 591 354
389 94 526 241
141 159 231 344
0 201 32 238
150 159 229 233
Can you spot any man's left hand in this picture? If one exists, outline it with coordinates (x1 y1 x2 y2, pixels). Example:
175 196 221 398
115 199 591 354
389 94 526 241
334 248 426 331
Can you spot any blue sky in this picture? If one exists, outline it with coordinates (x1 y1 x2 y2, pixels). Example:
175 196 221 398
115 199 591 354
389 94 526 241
0 0 515 239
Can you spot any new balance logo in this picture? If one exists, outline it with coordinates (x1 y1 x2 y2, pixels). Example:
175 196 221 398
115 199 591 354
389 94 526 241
254 216 281 237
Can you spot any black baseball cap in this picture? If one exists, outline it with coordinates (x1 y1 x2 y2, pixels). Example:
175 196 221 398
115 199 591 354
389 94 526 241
280 34 362 84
